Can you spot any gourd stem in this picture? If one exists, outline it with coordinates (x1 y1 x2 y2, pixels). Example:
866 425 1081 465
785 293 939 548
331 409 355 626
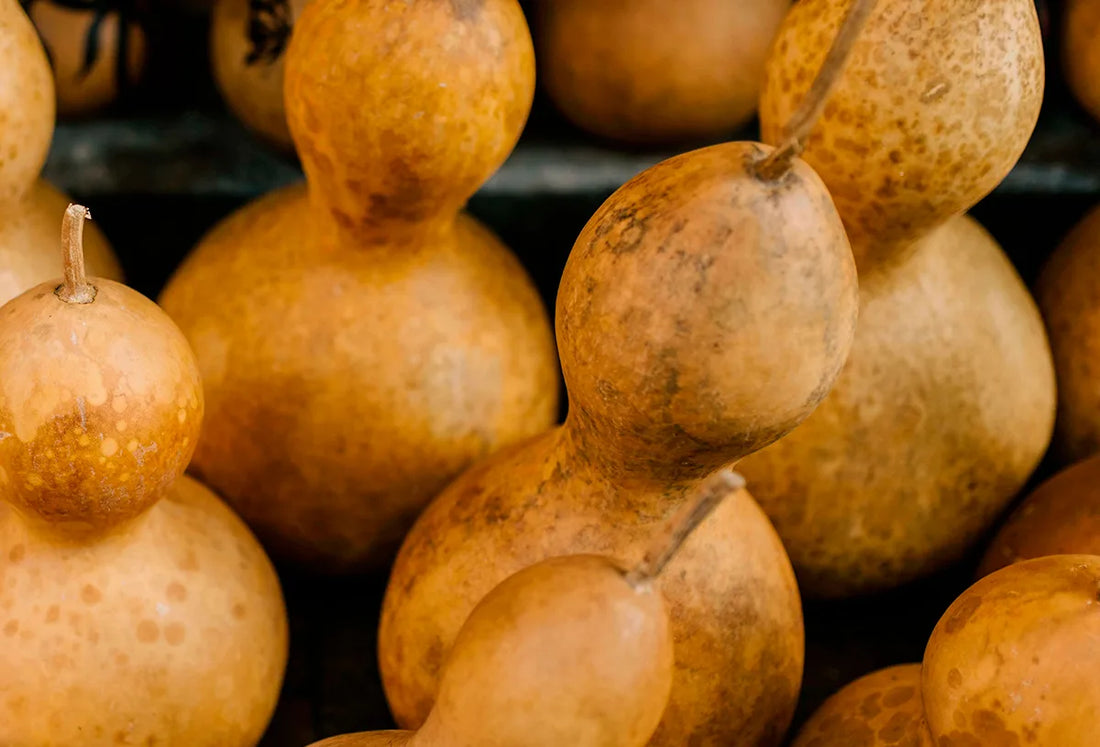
755 0 878 181
57 204 96 305
625 469 746 587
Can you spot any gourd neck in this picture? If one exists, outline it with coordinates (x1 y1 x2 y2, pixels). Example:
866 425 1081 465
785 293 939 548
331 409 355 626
308 185 458 251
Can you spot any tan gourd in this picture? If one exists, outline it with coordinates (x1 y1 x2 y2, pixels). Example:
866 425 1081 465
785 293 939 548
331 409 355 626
979 455 1100 577
378 4 877 744
211 0 304 150
1065 0 1100 123
1036 205 1100 463
791 664 933 746
0 0 121 303
160 0 558 572
27 0 146 117
536 0 789 144
739 0 1054 597
0 206 288 745
922 555 1100 745
315 472 742 747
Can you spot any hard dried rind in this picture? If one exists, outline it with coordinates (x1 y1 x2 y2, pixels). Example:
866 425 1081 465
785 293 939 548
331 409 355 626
1064 0 1100 123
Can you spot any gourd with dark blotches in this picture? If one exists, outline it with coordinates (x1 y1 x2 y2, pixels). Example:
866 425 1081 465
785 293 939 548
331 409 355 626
0 206 288 746
0 0 121 304
738 0 1055 597
377 4 874 737
160 0 559 572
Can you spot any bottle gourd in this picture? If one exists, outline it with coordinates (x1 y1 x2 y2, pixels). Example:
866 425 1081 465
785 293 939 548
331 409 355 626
26 0 146 117
536 0 790 144
0 206 288 746
1065 0 1100 124
314 471 744 747
160 0 559 571
800 556 1100 746
0 0 121 304
1036 205 1100 463
379 3 877 743
211 0 303 150
738 0 1055 597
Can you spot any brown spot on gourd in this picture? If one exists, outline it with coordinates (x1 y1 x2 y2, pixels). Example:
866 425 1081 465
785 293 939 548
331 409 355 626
45 605 59 623
3 620 17 636
8 544 24 562
943 595 982 634
167 582 187 602
164 623 186 646
136 620 159 642
883 686 915 707
232 603 247 619
81 585 102 604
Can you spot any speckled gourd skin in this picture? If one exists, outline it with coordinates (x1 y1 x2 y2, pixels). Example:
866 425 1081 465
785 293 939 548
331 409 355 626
738 216 1055 597
160 0 558 572
979 455 1100 577
0 475 288 746
0 267 288 745
0 1 122 301
1065 0 1100 123
211 0 306 150
922 556 1100 746
791 665 933 747
760 0 1044 265
28 2 146 118
537 0 789 144
381 141 860 746
742 0 1054 597
1036 205 1100 463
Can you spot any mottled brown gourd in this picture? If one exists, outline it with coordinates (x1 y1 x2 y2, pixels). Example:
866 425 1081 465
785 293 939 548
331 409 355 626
159 0 558 571
922 556 1100 746
379 4 874 743
791 665 933 747
739 0 1054 597
0 0 121 302
314 472 742 747
0 206 288 745
536 0 789 144
1065 0 1100 123
1037 205 1100 463
211 0 303 150
27 0 146 117
978 455 1100 577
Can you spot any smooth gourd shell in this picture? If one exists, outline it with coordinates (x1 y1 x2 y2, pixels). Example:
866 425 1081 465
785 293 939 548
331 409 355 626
738 215 1055 597
0 276 202 533
28 1 145 117
537 0 789 144
978 455 1100 577
1065 0 1100 123
0 474 288 745
1037 203 1100 462
160 0 558 571
0 0 54 205
211 0 304 150
0 180 121 305
760 0 1044 263
792 664 933 746
922 555 1100 746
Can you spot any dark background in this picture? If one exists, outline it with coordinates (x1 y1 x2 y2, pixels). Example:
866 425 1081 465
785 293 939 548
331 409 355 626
34 0 1100 744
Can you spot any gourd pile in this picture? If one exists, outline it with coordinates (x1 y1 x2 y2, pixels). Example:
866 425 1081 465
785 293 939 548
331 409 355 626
2 0 1100 745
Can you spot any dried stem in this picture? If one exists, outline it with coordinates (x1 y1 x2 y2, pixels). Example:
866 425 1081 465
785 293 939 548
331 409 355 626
625 469 746 587
57 204 96 304
755 0 878 181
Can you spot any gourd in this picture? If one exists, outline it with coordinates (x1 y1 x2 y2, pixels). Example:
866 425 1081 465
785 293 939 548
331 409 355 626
0 206 288 746
1065 0 1100 123
923 555 1100 745
313 472 743 747
211 0 304 150
25 0 146 117
978 454 1100 576
799 556 1100 746
379 3 873 744
159 0 558 571
536 0 789 144
0 0 121 303
738 0 1054 597
791 664 933 746
1036 204 1100 462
